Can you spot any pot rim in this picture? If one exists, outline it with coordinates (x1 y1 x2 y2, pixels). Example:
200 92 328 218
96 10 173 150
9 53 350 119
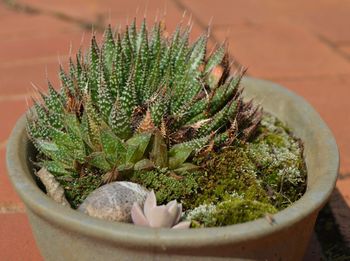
6 77 339 249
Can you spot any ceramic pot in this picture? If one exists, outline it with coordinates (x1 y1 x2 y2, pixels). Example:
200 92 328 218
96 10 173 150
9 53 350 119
6 77 339 260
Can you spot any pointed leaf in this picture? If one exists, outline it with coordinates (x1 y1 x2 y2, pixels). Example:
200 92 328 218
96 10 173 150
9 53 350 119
88 36 100 101
150 130 168 168
134 159 155 171
173 163 200 173
168 146 193 170
100 127 126 164
108 97 132 139
126 132 152 163
204 45 225 75
125 144 140 164
88 152 111 171
42 160 75 176
102 24 115 71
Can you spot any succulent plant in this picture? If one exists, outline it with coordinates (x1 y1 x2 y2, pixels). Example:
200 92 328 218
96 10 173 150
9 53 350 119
27 19 262 182
131 190 190 228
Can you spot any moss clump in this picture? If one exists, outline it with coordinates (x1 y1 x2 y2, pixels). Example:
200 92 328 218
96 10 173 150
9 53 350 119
188 146 270 208
56 173 103 209
130 169 199 209
187 197 277 228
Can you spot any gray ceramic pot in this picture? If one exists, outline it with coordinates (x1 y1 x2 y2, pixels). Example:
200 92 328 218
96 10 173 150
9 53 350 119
6 77 339 261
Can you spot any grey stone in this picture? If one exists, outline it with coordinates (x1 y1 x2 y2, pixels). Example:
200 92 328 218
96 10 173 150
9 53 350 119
78 181 148 222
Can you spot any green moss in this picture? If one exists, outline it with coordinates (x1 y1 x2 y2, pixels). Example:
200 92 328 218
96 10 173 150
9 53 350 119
56 173 103 209
188 146 270 208
187 197 277 227
214 198 277 226
264 133 286 148
130 169 199 209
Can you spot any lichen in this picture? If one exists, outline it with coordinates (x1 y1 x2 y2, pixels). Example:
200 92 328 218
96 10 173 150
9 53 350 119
247 114 307 209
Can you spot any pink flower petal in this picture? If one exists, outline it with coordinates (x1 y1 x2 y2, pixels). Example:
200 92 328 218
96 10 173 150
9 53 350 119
148 206 173 228
166 200 179 225
131 202 149 226
174 203 182 224
166 200 177 208
172 221 191 229
144 190 157 221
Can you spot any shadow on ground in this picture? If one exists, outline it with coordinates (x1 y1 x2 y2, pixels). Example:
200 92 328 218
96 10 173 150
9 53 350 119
315 186 350 260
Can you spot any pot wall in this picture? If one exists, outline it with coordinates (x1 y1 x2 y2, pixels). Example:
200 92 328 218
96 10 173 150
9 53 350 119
7 77 339 260
27 208 317 260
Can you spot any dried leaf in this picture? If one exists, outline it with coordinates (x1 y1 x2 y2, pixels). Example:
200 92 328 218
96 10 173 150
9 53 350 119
36 168 71 207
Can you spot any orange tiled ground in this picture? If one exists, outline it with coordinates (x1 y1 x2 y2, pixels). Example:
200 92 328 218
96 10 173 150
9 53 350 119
1 0 349 260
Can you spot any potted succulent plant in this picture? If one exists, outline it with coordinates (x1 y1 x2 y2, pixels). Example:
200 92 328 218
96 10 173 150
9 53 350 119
6 19 338 260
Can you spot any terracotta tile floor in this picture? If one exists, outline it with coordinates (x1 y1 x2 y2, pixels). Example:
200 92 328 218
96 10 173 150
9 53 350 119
1 0 349 259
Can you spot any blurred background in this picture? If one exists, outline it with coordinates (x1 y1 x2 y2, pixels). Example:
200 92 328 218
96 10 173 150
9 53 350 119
0 0 349 259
